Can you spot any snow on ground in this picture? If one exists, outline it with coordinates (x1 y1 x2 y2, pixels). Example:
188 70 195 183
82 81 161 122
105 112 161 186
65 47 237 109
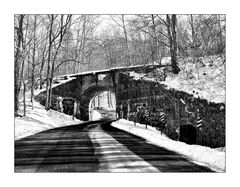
90 110 103 121
34 76 77 96
161 55 225 103
129 71 146 80
129 55 225 104
15 90 82 140
111 119 225 172
215 147 226 152
60 62 162 79
161 57 171 65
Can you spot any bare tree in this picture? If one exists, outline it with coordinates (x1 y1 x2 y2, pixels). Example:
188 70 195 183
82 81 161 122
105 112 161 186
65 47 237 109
45 15 72 110
45 15 54 110
129 15 169 64
151 14 159 63
14 15 24 113
53 15 100 74
190 14 196 49
39 38 48 89
48 15 72 108
38 17 49 89
30 15 37 107
177 15 226 57
111 15 132 66
19 16 30 115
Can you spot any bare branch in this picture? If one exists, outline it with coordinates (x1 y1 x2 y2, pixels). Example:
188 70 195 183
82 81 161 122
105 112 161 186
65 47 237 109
111 16 123 28
157 15 168 26
54 59 89 71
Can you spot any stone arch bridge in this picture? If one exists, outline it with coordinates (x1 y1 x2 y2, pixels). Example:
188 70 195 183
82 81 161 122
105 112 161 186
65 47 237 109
37 64 225 146
48 64 169 120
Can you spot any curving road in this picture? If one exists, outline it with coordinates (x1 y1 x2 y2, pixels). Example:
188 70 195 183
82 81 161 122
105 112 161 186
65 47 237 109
15 120 213 172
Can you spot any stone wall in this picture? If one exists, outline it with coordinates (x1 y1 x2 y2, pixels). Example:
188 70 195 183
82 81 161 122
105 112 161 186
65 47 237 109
116 72 225 148
35 70 225 148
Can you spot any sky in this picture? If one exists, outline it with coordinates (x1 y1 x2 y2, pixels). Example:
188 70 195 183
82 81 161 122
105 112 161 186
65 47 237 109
95 14 190 36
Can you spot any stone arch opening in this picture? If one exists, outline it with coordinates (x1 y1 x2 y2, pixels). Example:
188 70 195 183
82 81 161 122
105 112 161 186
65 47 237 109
80 85 116 121
179 124 198 145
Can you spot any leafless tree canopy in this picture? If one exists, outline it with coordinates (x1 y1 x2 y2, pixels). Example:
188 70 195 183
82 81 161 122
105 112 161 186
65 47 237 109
14 14 225 112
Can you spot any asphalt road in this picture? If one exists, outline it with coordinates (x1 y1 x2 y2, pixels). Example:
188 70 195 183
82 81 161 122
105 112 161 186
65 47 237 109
15 120 213 172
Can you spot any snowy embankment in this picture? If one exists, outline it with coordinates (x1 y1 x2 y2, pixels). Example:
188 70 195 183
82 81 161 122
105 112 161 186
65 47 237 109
129 55 225 104
111 119 225 172
161 56 225 104
15 88 82 140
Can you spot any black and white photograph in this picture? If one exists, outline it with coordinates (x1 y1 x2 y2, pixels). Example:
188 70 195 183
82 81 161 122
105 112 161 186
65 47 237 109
13 13 226 173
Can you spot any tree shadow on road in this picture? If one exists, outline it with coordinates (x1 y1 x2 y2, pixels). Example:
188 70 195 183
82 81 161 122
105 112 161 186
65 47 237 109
101 122 213 172
15 121 102 172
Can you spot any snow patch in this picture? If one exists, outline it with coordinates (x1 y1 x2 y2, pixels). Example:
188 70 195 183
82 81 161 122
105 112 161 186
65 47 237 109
161 56 225 103
15 90 82 140
111 119 225 172
34 76 76 96
91 110 103 121
128 55 225 104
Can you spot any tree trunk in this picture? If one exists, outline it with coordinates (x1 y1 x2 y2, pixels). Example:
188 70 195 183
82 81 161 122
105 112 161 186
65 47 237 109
218 15 224 53
109 91 113 108
171 15 180 74
18 16 29 97
74 19 82 73
190 14 196 49
19 58 25 97
121 15 131 66
166 14 180 74
39 61 44 89
14 15 24 113
27 54 30 80
48 15 72 111
98 94 100 107
45 15 54 110
190 14 198 58
31 16 37 105
78 16 86 72
23 82 26 116
151 15 159 63
31 63 35 108
39 42 47 89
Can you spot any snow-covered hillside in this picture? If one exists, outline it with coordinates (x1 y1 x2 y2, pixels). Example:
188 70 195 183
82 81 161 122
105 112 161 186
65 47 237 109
111 119 225 172
129 55 225 104
162 55 225 103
